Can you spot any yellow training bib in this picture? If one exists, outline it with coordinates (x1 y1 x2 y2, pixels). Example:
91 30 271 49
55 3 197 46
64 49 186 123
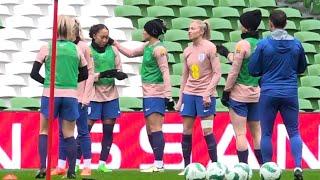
191 64 200 79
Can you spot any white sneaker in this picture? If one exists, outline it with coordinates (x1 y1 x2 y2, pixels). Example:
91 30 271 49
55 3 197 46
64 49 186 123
178 170 185 176
140 166 164 173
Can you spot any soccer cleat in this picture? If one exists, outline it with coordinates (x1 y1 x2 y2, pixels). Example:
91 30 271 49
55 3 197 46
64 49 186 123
35 169 46 179
80 167 92 176
62 172 76 179
97 164 112 172
51 167 67 175
75 165 80 173
294 167 303 180
140 166 164 173
178 170 185 176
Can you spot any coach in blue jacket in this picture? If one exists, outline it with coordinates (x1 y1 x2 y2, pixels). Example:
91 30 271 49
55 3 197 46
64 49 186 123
249 10 306 180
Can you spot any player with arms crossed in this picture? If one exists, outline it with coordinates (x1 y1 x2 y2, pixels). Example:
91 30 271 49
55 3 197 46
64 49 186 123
216 10 263 165
249 10 307 180
175 20 221 175
114 19 173 172
30 15 88 179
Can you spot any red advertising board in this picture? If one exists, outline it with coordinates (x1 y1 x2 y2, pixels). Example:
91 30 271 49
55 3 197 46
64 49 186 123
0 112 319 169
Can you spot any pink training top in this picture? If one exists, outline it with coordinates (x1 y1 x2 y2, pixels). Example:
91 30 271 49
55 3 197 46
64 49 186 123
36 43 87 99
91 46 121 102
224 40 260 102
76 41 95 105
115 41 172 98
180 39 221 98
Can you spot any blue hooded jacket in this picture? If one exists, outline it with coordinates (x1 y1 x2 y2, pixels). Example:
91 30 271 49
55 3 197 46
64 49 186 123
248 29 307 97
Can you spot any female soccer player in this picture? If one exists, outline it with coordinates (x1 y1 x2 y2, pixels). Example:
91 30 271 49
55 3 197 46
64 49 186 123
175 20 221 174
87 24 127 173
114 19 173 172
30 15 88 179
51 18 94 176
216 10 263 165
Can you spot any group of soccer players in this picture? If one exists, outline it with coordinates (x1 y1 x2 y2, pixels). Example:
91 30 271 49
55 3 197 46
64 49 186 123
30 8 306 180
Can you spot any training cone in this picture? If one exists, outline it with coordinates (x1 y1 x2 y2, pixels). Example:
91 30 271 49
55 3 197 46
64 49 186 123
2 174 17 180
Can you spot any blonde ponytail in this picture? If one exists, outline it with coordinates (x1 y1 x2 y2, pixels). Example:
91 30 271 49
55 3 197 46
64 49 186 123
192 19 211 40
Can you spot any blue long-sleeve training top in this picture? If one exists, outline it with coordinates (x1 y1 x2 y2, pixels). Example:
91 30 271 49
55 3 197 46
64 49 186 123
248 29 307 97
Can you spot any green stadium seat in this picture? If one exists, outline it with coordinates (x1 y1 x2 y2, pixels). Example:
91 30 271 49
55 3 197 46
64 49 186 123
229 30 242 42
155 0 183 16
131 29 143 41
221 63 232 75
216 99 228 112
294 31 320 47
138 17 156 29
0 99 8 110
218 77 226 86
300 76 320 88
167 53 176 64
115 5 142 27
164 29 189 48
302 43 317 64
300 19 320 33
210 30 226 44
171 87 180 98
119 97 143 110
212 7 240 29
249 0 277 10
124 0 150 16
187 0 215 16
307 64 320 76
207 18 233 40
170 75 181 87
163 41 183 53
222 42 237 52
172 63 183 75
171 17 193 30
314 54 320 64
285 20 298 35
219 55 229 64
219 0 246 12
298 87 320 99
311 0 320 15
147 6 175 27
120 107 134 112
299 98 314 111
180 6 208 19
10 97 40 111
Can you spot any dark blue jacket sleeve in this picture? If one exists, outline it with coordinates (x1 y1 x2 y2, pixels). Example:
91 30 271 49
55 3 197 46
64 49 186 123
249 41 264 77
297 43 307 74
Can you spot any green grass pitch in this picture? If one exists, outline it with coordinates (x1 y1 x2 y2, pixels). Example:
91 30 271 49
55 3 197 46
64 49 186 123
0 169 319 180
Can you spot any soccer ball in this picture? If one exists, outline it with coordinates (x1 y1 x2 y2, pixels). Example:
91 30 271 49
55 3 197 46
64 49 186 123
225 167 247 180
260 162 282 180
234 163 253 179
184 163 206 180
206 162 227 180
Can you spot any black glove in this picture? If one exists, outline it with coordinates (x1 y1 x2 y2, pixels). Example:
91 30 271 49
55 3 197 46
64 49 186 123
99 69 118 79
107 37 114 46
221 91 230 107
216 45 229 58
165 98 175 111
115 71 128 80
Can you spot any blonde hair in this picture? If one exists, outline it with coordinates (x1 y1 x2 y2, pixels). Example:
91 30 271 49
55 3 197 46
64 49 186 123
192 20 211 40
74 18 84 40
57 15 76 41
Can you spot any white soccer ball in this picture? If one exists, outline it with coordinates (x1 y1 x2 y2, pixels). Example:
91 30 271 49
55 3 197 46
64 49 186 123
206 162 227 180
184 163 206 180
225 167 247 180
234 163 253 179
260 162 282 180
